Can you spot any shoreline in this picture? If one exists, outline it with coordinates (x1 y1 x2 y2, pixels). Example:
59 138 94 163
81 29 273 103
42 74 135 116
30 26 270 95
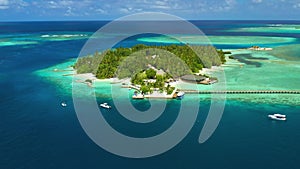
34 48 300 105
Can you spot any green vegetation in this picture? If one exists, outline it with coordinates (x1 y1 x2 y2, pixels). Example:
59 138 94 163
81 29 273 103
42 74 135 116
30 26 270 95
85 79 93 83
131 72 148 85
129 68 176 95
140 85 151 94
166 85 175 95
74 44 226 79
218 50 227 63
145 69 156 79
131 68 170 94
154 75 166 89
222 51 232 55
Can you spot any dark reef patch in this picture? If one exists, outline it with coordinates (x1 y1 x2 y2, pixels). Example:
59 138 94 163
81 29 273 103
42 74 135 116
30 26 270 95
230 54 268 67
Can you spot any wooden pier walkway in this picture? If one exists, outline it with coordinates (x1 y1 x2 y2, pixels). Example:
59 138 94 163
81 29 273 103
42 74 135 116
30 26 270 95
121 85 140 91
178 90 300 94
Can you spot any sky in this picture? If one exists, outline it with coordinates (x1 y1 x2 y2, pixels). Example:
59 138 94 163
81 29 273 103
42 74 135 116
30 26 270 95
0 0 299 21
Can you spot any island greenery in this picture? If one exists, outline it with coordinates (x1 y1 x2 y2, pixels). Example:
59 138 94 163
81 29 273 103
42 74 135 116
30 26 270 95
74 44 226 80
131 69 175 94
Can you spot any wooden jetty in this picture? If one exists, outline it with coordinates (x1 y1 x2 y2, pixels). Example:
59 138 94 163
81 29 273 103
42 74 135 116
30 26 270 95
178 90 300 94
121 85 141 91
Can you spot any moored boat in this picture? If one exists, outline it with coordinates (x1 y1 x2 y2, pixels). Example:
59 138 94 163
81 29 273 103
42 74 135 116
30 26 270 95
177 92 185 99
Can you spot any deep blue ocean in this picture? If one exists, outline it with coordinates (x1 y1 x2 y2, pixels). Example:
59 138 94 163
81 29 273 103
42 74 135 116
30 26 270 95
1 21 300 169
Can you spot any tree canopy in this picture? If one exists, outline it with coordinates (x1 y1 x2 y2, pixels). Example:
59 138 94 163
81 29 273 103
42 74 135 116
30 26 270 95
74 44 226 79
145 69 157 79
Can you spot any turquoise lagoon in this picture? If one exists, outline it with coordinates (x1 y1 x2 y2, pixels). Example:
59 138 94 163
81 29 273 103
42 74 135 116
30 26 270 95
33 33 300 168
0 31 91 47
137 35 297 46
36 32 300 105
226 24 300 34
35 47 300 106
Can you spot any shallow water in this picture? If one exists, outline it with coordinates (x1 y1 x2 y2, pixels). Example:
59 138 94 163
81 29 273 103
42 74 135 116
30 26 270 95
137 35 297 46
269 44 300 61
227 24 300 34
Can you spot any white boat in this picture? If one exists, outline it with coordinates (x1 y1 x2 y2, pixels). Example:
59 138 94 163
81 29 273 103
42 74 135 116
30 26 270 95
61 102 67 107
177 92 185 99
100 103 111 109
132 93 144 99
273 114 286 118
268 114 286 121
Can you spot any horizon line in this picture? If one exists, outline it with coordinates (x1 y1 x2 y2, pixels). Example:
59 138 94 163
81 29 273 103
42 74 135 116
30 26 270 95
1 19 300 22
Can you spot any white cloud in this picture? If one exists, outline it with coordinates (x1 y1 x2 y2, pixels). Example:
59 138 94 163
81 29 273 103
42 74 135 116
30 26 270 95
293 3 300 8
60 0 74 6
0 0 9 9
3 0 299 19
0 5 8 9
226 0 236 5
252 0 263 3
3 0 238 17
95 8 107 14
46 0 77 9
47 1 59 9
154 1 167 6
0 0 9 5
119 5 143 14
16 0 28 7
119 7 130 14
208 0 237 12
64 6 75 16
150 5 171 9
0 0 29 10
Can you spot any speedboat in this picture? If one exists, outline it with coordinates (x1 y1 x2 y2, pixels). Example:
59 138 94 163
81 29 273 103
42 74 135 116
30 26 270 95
177 92 185 99
100 103 111 109
268 113 286 121
61 101 67 107
273 114 286 118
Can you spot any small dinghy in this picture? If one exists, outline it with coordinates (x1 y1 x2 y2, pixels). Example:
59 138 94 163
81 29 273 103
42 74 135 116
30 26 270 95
61 101 67 107
100 103 111 109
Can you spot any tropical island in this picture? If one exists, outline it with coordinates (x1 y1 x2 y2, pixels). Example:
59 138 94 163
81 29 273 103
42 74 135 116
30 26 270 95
74 44 226 99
